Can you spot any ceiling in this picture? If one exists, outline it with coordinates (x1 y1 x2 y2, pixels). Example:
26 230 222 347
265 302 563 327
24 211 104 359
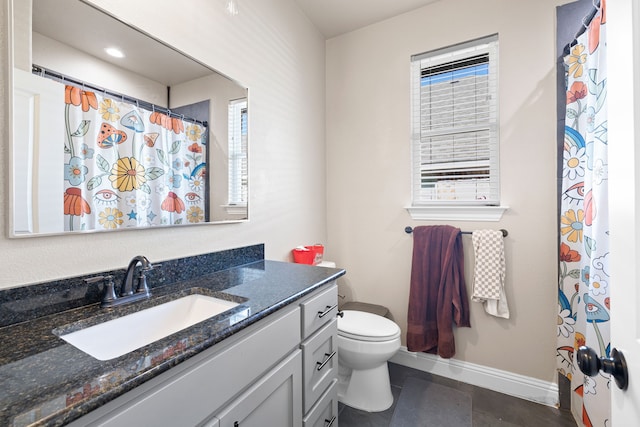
293 0 440 39
31 0 441 87
33 0 213 86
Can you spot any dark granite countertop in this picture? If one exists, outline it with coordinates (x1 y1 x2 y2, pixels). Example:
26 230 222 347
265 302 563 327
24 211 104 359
0 259 345 427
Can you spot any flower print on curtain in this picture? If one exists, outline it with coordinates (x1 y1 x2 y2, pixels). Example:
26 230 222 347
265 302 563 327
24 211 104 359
557 2 609 426
63 85 208 231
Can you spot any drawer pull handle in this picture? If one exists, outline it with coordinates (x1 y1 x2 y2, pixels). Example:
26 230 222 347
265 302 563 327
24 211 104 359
325 415 337 427
316 351 336 371
318 304 337 318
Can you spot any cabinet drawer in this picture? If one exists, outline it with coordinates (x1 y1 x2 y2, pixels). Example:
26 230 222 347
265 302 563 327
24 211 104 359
301 284 338 339
301 319 338 414
303 379 338 427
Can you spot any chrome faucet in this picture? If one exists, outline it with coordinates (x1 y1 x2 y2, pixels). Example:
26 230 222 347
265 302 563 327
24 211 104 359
85 255 157 308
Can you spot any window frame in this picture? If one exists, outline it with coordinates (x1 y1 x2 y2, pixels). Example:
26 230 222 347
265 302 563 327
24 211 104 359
227 98 248 208
408 35 507 221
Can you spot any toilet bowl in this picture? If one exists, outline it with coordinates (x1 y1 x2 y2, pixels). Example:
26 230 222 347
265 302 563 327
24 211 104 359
337 309 401 412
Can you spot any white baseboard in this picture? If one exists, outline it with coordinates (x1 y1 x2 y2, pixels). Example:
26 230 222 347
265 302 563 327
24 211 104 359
390 346 559 408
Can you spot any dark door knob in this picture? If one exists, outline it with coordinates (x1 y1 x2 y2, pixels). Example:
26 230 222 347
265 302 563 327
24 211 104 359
577 346 628 390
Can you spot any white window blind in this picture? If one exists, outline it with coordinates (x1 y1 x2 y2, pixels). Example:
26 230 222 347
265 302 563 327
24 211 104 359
228 99 248 205
411 35 499 205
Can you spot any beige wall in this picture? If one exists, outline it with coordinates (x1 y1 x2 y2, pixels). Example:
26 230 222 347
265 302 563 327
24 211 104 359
0 0 327 287
326 0 564 383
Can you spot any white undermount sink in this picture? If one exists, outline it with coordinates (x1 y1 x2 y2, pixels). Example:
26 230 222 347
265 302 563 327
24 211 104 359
59 294 239 361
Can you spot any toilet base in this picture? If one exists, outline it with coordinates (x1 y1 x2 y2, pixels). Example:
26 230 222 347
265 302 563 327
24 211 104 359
337 362 394 412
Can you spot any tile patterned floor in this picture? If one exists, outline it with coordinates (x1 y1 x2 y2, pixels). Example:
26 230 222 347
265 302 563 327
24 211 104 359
337 363 577 427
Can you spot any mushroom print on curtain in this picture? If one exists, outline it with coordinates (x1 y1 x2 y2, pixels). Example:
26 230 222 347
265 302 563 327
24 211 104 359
63 85 207 231
557 2 609 426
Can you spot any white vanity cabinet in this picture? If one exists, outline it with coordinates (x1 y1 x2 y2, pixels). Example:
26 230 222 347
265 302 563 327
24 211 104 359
68 283 338 427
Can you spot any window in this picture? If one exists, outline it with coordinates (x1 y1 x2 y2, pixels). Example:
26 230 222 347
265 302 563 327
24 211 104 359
228 99 248 206
410 35 503 220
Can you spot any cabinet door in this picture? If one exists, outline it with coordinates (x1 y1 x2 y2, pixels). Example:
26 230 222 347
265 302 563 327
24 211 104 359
215 350 302 427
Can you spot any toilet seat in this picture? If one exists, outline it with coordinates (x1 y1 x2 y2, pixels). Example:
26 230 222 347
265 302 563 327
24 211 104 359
338 310 400 342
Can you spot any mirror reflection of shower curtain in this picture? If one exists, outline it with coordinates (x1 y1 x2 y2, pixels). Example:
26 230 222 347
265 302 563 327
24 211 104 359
557 1 609 425
62 85 208 231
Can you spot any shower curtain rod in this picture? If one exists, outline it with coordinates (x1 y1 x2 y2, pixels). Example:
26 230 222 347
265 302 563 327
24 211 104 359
32 64 208 127
562 0 601 57
404 226 508 237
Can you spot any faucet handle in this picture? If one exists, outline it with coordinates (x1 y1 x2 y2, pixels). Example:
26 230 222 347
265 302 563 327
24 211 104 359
84 275 118 307
101 276 118 306
135 267 153 295
145 262 161 271
83 275 109 284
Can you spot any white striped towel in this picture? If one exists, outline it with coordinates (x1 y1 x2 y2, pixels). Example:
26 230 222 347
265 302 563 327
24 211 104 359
471 230 509 318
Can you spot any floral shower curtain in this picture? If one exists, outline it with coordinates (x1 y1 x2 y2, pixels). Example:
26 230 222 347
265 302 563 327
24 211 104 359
62 85 208 231
557 2 609 426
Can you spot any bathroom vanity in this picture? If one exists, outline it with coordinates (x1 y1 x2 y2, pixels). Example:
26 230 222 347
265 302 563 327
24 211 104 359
0 245 344 426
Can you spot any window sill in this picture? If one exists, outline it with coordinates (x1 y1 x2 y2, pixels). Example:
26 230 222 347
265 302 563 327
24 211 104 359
222 204 247 215
406 205 508 222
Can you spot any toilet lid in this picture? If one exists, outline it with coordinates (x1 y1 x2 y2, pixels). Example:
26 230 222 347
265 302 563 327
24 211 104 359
338 310 400 342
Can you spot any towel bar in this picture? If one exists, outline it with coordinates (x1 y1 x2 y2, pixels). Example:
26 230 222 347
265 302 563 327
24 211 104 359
404 226 508 238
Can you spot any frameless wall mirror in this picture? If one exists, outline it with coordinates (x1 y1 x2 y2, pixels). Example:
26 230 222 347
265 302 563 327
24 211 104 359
9 0 248 237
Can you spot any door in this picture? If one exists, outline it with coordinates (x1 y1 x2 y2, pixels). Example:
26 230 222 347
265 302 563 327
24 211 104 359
607 0 640 422
12 69 65 234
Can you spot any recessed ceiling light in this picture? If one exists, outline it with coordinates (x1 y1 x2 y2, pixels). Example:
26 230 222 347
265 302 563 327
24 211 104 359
105 47 125 58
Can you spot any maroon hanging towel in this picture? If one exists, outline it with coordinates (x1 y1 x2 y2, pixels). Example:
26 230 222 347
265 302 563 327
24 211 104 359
406 225 471 358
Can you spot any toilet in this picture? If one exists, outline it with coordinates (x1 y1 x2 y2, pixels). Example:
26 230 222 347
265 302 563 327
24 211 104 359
336 309 401 412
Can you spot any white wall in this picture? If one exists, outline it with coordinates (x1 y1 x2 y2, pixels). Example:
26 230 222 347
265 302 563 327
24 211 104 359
0 0 326 287
326 0 565 383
